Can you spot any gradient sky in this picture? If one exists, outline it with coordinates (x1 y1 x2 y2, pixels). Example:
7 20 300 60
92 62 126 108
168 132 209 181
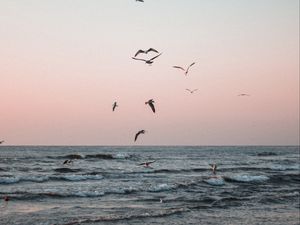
0 0 299 145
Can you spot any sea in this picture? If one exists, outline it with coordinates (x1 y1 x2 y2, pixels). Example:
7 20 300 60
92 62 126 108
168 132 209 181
0 146 299 225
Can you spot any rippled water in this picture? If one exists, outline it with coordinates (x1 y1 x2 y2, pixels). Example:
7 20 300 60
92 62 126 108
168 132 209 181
0 146 299 225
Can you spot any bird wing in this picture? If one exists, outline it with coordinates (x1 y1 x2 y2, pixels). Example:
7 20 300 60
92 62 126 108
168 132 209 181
149 53 162 61
112 104 116 111
173 66 185 71
132 57 147 62
63 160 68 164
192 89 198 92
147 160 156 164
186 89 192 92
147 48 159 54
186 62 196 73
134 50 145 57
148 101 155 113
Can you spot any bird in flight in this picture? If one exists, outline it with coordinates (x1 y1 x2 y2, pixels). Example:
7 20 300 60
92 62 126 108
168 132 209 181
134 130 146 142
238 93 250 97
136 0 144 2
132 53 162 65
0 140 4 144
63 160 73 165
138 160 156 168
209 164 217 175
134 48 159 57
112 101 118 111
145 99 155 113
173 62 196 75
186 89 198 94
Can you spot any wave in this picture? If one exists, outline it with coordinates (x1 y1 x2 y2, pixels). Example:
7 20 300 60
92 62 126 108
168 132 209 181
204 177 225 186
54 168 82 173
0 174 103 184
62 207 187 225
224 174 269 183
269 164 300 171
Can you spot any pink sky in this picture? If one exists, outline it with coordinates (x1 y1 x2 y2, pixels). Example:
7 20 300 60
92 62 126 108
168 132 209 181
0 0 299 145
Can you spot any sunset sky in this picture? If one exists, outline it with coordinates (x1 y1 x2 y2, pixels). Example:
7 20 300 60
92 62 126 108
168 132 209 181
0 0 299 145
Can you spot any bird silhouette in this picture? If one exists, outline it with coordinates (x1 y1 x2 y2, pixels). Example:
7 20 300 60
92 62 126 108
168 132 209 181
238 93 250 96
173 62 196 75
186 89 198 94
136 0 144 2
0 140 4 144
132 53 162 65
63 160 73 165
134 48 159 57
138 160 156 168
209 164 217 175
145 99 155 113
112 101 118 111
134 130 146 142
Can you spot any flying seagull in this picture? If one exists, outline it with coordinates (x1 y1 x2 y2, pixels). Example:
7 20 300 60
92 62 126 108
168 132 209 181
186 89 198 94
63 160 73 165
138 160 156 168
112 101 118 111
0 140 4 144
209 164 217 175
136 0 144 2
145 99 155 113
173 62 196 75
238 93 250 97
134 130 146 142
132 53 162 65
134 48 159 57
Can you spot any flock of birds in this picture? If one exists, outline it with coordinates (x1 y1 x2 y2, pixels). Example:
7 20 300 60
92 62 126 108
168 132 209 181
114 46 199 143
0 0 251 204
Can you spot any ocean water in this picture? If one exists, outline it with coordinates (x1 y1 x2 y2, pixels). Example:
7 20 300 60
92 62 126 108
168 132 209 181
0 146 299 225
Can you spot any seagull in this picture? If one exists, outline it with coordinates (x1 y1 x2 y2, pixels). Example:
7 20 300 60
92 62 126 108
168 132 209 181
145 99 155 113
238 93 250 96
160 198 163 203
63 160 73 165
136 0 144 2
134 130 146 142
138 160 156 168
186 89 198 94
112 101 118 111
173 62 196 75
132 53 162 65
0 141 4 144
209 164 217 175
134 48 159 57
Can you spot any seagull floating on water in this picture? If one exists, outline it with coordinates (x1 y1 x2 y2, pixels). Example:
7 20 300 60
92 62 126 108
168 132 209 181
132 53 162 65
186 89 198 94
134 130 146 142
138 160 156 168
112 101 118 111
209 164 217 175
145 99 155 113
173 62 196 75
134 48 159 57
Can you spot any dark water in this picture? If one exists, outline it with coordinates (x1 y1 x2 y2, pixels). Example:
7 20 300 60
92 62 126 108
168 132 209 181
0 146 299 225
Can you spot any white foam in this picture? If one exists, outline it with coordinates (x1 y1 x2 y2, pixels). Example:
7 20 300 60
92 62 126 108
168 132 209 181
0 176 20 184
270 164 300 171
229 174 269 182
204 177 225 186
61 174 103 181
148 183 176 192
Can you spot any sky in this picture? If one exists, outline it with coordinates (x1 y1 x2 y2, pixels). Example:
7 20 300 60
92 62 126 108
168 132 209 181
0 0 299 145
